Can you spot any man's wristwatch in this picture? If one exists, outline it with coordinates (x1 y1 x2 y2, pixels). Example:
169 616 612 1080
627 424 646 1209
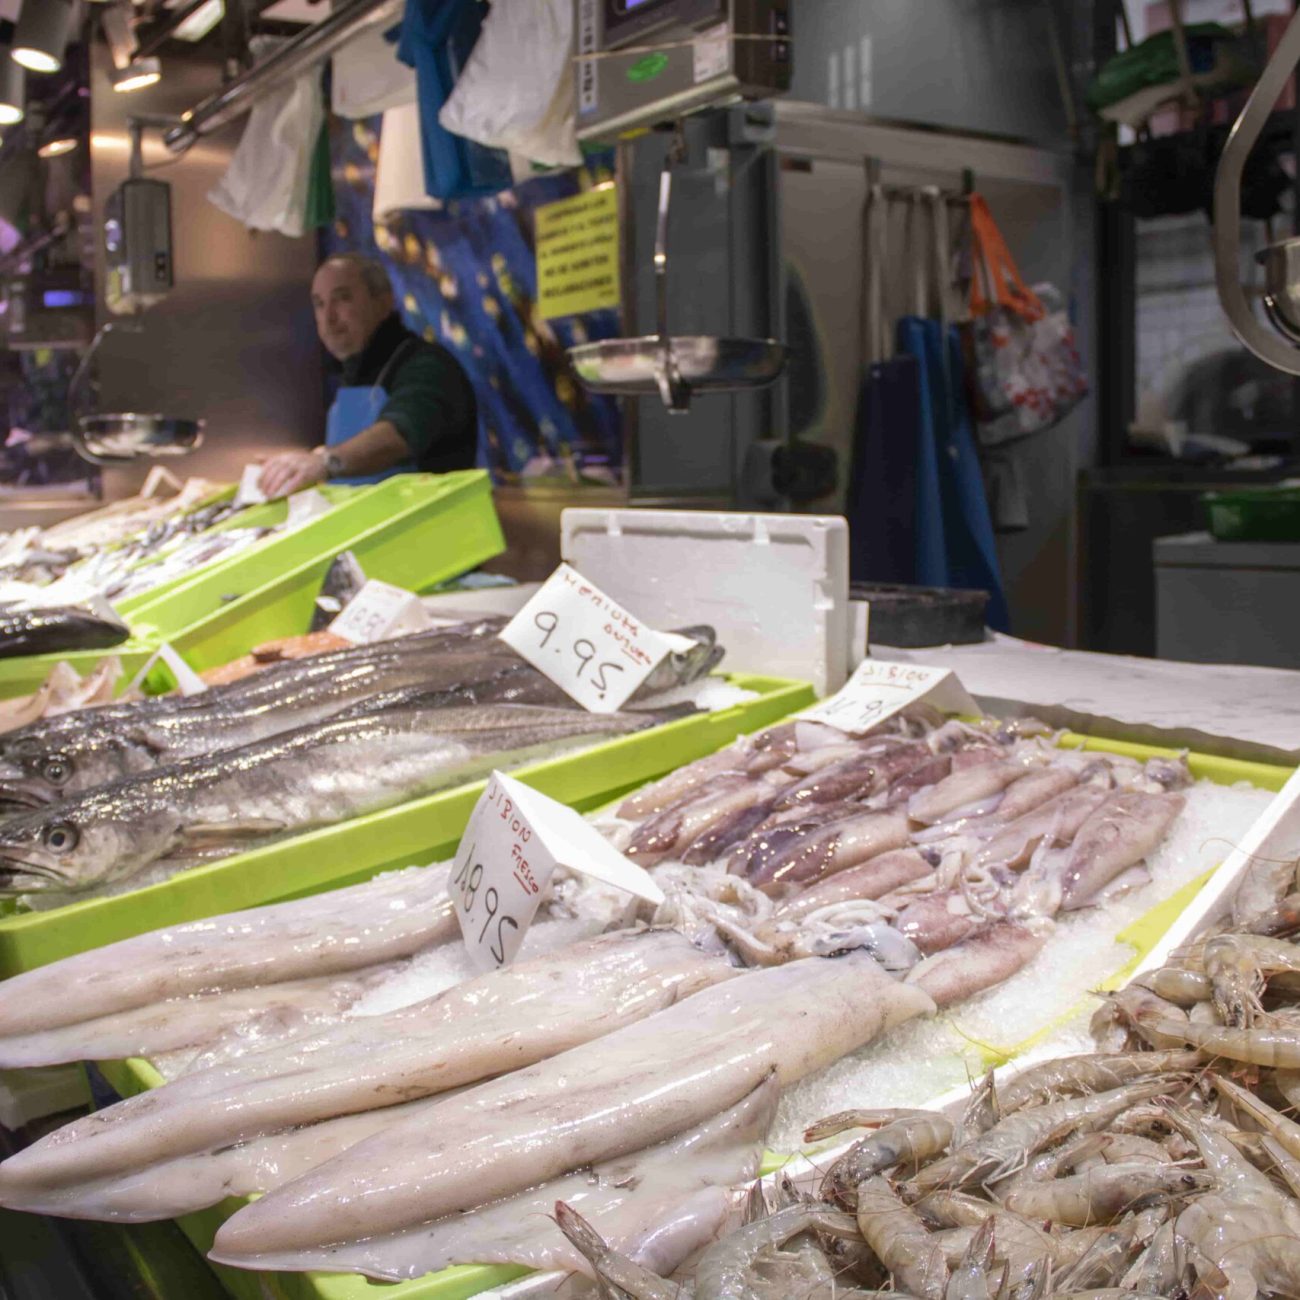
315 448 346 480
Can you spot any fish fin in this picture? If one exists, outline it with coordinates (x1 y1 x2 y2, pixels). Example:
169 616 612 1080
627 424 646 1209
181 818 287 842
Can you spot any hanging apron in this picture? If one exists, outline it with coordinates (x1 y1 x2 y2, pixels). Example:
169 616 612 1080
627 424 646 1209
324 338 419 485
846 181 922 586
895 191 1009 633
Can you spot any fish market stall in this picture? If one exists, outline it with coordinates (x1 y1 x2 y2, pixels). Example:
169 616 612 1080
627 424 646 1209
0 681 1291 1300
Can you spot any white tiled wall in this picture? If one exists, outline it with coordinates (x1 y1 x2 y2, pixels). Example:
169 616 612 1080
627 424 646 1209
1134 212 1270 408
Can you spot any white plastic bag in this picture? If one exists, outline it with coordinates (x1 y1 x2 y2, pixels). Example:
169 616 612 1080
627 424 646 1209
437 0 581 168
332 20 415 119
208 38 322 237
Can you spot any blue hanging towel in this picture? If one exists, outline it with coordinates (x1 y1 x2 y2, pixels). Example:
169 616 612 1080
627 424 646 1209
897 314 1010 632
845 354 922 585
396 0 513 201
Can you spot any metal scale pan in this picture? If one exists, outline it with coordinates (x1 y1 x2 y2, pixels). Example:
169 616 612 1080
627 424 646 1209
76 414 205 465
568 137 787 413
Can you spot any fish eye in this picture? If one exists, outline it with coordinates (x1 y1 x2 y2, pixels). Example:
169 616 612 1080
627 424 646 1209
41 755 71 786
42 823 79 854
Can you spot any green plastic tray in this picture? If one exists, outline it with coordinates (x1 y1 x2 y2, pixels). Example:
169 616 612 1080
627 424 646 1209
1204 485 1300 542
0 473 504 700
0 674 813 976
92 728 1293 1300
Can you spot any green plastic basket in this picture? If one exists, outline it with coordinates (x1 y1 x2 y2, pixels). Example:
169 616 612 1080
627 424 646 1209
0 675 813 976
0 473 504 700
1204 485 1300 542
91 728 1294 1300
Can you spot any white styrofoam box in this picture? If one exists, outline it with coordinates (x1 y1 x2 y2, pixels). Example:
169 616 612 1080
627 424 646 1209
561 510 850 696
1127 764 1300 984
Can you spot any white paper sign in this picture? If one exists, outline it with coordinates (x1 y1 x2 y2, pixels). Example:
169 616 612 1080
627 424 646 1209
798 658 979 735
285 488 332 529
693 21 731 82
450 770 663 973
234 463 268 508
499 563 676 714
329 579 433 645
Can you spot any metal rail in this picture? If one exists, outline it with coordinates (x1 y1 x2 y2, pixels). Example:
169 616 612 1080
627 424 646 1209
163 0 400 154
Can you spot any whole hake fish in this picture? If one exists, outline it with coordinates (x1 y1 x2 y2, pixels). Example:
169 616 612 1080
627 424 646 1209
0 703 674 897
0 623 721 805
209 952 935 1256
0 627 521 805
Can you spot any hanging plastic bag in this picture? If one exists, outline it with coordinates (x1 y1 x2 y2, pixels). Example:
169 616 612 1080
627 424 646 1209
437 0 581 168
963 195 1088 448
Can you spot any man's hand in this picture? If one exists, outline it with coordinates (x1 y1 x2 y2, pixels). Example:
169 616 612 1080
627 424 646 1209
258 449 327 499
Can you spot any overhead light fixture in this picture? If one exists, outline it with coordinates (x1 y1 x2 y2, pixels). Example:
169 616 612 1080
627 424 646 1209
173 0 224 43
0 53 23 126
112 56 160 92
38 136 77 158
13 0 77 75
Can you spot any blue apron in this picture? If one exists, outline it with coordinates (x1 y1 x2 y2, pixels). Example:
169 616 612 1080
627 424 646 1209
325 339 418 485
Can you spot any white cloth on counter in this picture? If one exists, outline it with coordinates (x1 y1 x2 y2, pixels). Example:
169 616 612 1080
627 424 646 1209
873 634 1300 765
331 17 416 118
437 0 581 168
373 101 441 221
208 37 323 237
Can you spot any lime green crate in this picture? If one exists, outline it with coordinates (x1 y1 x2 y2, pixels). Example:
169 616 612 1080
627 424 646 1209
131 472 503 673
1203 485 1300 543
0 473 503 700
0 673 813 976
91 729 1293 1300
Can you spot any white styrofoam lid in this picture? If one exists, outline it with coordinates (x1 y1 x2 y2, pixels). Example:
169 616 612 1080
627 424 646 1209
561 509 850 695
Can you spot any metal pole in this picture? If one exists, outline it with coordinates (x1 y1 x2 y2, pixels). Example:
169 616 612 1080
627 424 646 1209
134 0 215 59
163 0 400 153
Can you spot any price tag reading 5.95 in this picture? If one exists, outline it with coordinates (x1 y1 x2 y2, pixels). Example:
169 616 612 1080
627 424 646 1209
498 563 679 713
797 658 980 736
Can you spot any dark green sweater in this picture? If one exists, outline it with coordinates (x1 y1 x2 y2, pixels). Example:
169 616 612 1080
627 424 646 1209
338 313 478 472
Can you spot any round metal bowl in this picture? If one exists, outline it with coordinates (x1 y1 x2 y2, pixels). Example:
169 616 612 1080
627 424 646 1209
567 337 789 397
74 414 205 465
1257 236 1300 346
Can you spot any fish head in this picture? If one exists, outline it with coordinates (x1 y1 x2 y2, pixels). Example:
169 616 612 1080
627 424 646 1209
0 795 174 894
0 733 151 808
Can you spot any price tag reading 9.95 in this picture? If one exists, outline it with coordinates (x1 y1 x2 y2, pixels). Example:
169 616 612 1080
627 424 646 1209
531 610 626 701
498 563 677 713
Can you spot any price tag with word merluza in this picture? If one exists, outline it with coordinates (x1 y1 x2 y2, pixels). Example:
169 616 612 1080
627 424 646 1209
798 659 979 736
328 578 433 645
449 770 663 973
498 563 687 713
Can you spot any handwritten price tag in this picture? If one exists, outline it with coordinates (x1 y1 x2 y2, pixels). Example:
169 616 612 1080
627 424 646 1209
329 578 432 645
498 563 677 713
450 770 662 973
798 658 979 735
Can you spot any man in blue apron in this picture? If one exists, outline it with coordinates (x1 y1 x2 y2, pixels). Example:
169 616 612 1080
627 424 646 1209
258 253 477 496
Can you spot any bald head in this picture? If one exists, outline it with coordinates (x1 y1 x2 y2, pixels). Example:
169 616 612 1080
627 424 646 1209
311 255 394 362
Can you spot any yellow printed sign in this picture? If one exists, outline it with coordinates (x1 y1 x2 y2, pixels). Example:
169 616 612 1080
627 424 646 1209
535 186 621 320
